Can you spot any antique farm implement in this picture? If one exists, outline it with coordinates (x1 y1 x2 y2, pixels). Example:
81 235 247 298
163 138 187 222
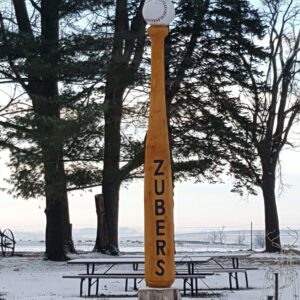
0 228 16 256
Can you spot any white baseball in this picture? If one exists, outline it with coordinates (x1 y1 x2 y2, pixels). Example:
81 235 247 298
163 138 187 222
142 0 175 26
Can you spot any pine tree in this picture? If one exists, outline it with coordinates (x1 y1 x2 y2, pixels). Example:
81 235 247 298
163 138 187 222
0 0 110 260
97 0 266 253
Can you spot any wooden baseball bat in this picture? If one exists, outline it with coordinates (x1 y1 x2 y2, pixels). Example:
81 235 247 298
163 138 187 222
144 25 175 288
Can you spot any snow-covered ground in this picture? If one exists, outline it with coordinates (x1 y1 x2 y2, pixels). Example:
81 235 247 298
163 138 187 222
1 251 300 299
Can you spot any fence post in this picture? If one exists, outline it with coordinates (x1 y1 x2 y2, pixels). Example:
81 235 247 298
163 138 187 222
250 222 253 251
274 273 279 300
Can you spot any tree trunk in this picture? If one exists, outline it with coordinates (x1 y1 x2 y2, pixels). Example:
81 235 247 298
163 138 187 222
102 179 121 255
93 194 109 252
102 124 121 255
261 162 281 252
100 0 146 255
40 0 74 259
102 80 124 254
43 146 69 260
61 170 75 254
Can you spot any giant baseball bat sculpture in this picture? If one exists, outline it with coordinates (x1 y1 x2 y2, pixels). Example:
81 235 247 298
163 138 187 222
143 0 176 288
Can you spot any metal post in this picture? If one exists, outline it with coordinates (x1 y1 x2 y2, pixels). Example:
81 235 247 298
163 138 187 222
250 222 253 251
274 273 279 300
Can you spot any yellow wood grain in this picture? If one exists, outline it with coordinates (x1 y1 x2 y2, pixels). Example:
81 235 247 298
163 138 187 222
144 25 175 288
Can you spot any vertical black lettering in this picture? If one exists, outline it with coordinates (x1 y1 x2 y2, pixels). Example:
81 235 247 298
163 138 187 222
154 160 164 176
155 259 165 276
156 220 165 236
155 179 164 195
156 240 166 255
155 199 165 215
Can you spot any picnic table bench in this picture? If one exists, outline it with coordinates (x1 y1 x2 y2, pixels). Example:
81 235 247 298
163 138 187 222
63 272 214 296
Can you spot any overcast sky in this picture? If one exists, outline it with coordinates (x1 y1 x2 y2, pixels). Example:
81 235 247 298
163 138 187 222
1 145 300 232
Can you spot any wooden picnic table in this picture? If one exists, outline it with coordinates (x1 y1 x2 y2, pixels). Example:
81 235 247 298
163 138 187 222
176 253 253 289
64 253 254 296
67 255 212 274
112 252 251 271
65 256 213 296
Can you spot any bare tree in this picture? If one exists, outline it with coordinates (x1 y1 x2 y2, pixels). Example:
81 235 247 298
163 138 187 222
238 0 300 252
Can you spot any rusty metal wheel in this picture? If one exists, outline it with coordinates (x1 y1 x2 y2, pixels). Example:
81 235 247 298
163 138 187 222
1 229 15 257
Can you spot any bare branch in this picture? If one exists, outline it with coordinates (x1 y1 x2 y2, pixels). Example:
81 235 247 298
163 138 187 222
28 0 41 13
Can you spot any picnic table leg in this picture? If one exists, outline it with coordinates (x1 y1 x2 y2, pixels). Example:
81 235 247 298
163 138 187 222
80 278 84 297
86 263 95 274
187 262 195 274
190 278 194 295
183 279 187 296
134 278 137 290
232 258 241 289
88 278 92 296
125 278 128 291
229 273 233 290
96 278 99 295
232 258 239 269
245 272 249 288
195 278 198 295
235 272 239 289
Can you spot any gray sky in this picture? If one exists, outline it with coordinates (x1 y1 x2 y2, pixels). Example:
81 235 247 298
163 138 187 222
1 146 300 232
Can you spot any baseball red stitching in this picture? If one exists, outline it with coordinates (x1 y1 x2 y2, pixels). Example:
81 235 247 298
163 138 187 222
145 0 168 23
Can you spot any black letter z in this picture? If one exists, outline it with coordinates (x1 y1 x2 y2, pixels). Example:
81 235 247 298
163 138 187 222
154 160 164 176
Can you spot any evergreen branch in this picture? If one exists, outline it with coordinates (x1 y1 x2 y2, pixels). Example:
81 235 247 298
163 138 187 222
168 0 210 102
63 158 102 162
0 70 27 84
0 140 33 154
238 53 260 145
0 120 33 133
0 108 33 117
0 12 30 93
244 157 261 187
0 80 21 84
67 183 101 192
64 83 97 106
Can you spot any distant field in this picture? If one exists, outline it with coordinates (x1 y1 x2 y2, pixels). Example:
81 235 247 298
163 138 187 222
12 227 300 253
